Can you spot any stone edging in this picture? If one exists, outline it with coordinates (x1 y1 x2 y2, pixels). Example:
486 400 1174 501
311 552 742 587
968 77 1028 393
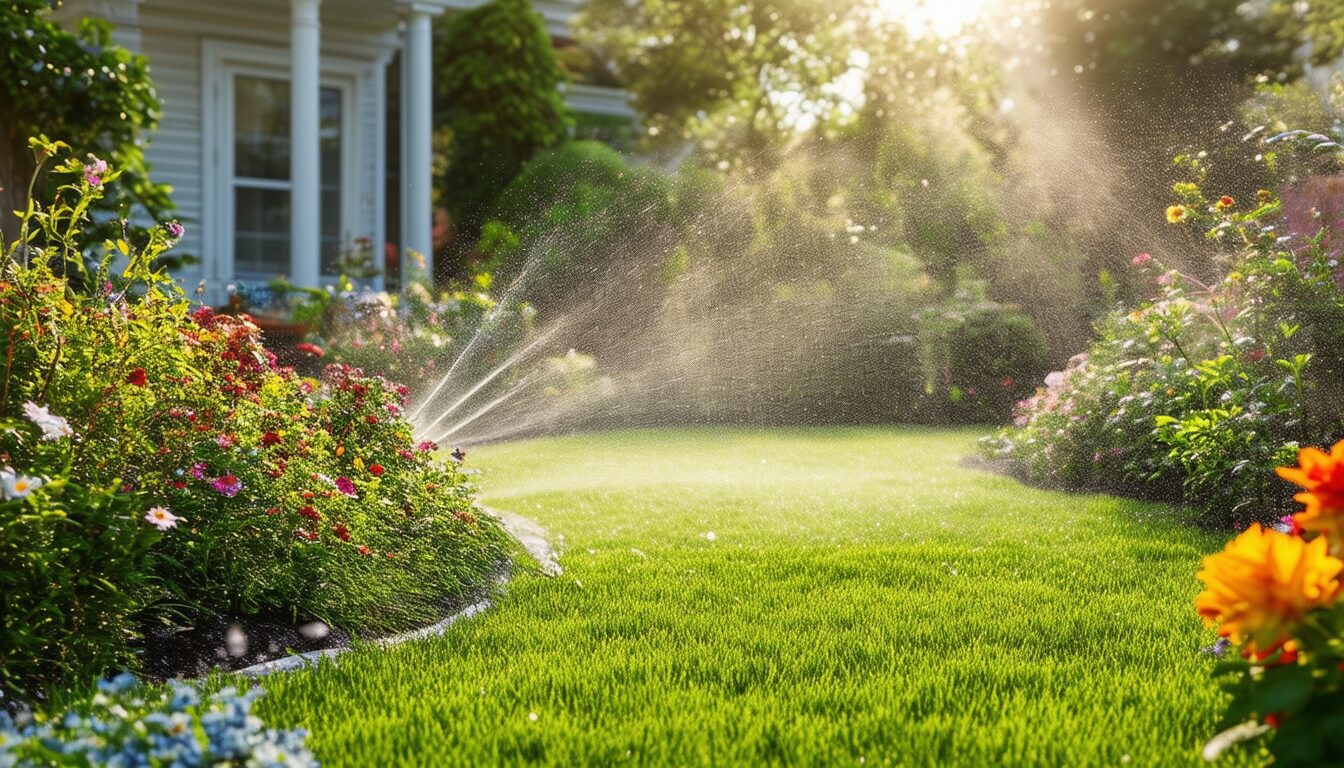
233 506 557 678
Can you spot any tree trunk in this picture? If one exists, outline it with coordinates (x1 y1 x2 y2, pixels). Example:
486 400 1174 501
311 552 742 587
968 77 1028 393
0 86 38 249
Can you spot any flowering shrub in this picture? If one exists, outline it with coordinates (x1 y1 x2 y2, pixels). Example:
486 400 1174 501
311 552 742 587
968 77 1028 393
985 174 1344 526
0 673 316 767
1 140 509 699
307 270 534 391
1197 442 1344 766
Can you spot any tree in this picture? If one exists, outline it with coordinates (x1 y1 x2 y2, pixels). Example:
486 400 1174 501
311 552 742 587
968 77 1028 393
434 0 572 280
0 1 171 247
576 0 864 169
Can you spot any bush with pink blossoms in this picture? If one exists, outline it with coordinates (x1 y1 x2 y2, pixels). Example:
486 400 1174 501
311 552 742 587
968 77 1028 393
985 170 1344 527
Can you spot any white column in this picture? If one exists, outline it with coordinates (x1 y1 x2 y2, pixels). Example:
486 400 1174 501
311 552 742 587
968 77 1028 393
291 0 323 287
401 3 435 279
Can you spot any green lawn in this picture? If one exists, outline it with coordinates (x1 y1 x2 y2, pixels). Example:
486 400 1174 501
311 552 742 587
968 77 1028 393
257 427 1243 766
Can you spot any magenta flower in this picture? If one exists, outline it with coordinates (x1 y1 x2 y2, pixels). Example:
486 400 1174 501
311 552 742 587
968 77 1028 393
213 474 242 497
189 462 208 480
164 220 185 238
335 476 358 497
84 156 108 187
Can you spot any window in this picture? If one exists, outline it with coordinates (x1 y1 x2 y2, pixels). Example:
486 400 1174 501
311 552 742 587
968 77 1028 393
231 76 344 279
204 41 367 289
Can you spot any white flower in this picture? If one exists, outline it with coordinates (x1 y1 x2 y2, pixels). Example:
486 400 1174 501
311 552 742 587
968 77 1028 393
144 506 182 530
1 467 43 499
22 401 73 440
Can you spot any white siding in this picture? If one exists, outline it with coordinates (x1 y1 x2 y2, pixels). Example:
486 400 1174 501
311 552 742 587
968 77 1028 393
60 0 402 290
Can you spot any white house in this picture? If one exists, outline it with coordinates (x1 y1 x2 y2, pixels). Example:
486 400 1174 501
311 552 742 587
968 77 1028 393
53 0 629 300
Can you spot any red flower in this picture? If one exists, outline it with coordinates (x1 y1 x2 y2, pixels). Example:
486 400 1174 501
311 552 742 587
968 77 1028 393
365 415 379 424
295 342 325 358
298 505 320 522
265 507 281 516
357 545 372 556
368 463 384 476
385 551 396 559
260 431 282 446
127 368 147 387
999 376 1014 389
332 523 351 542
296 529 319 542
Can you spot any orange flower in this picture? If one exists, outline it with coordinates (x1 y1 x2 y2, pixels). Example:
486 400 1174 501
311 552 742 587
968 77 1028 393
1195 524 1342 654
1278 440 1344 543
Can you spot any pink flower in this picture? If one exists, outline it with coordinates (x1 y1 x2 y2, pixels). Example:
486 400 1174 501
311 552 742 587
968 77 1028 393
84 156 107 187
335 476 357 497
189 462 207 480
212 474 242 497
1131 252 1152 266
215 433 234 450
295 343 325 358
164 220 185 238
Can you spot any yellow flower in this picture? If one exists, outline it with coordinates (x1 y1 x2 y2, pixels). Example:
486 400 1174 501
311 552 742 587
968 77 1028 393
1166 205 1188 224
1278 440 1344 544
353 457 365 471
1196 523 1343 654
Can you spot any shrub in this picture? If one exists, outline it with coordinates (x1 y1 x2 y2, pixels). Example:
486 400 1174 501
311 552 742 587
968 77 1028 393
0 2 172 254
987 173 1344 526
2 140 510 698
306 273 534 392
915 280 1052 424
435 0 572 275
480 140 673 312
0 673 315 766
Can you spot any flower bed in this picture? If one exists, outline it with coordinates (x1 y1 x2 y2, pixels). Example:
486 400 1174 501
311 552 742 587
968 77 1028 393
0 140 509 701
984 171 1344 527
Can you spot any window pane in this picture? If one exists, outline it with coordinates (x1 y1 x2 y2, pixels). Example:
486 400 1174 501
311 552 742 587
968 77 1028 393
235 76 290 180
234 186 291 277
320 86 343 276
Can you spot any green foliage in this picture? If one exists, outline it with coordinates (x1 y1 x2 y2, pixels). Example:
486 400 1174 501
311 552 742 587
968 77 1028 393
1 478 159 701
482 141 672 310
0 1 173 252
916 282 1052 423
1 143 509 699
987 177 1344 526
576 0 863 165
435 0 572 274
308 271 535 393
1207 608 1344 767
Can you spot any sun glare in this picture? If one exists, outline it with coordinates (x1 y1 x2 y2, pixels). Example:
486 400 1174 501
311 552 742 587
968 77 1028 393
876 0 993 38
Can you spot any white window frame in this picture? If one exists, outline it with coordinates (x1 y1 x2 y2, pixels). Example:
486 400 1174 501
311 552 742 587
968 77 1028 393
202 40 363 286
